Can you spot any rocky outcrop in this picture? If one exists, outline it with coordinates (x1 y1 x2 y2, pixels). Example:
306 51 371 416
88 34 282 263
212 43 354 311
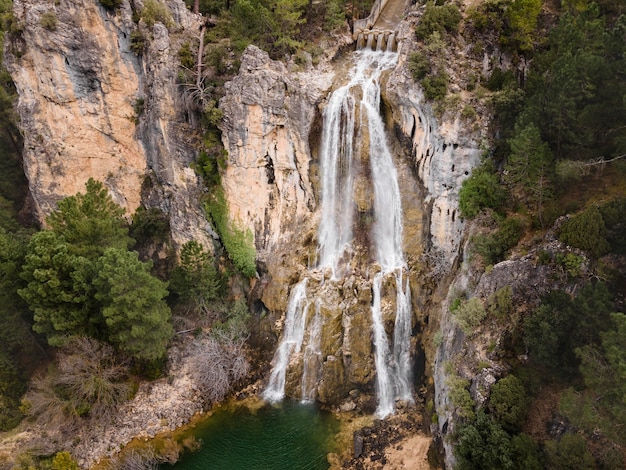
5 0 214 249
386 19 483 261
218 45 333 259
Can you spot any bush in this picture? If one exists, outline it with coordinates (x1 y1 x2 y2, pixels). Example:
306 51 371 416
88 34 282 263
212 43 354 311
544 433 595 470
421 70 449 101
472 217 523 265
415 1 462 41
205 188 256 277
459 163 506 219
446 373 475 420
487 286 513 319
409 51 431 80
40 11 57 31
487 375 528 432
558 206 610 257
141 0 174 29
454 411 514 470
130 30 146 55
453 297 486 334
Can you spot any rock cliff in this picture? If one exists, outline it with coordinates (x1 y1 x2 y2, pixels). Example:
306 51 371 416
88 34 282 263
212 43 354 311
5 0 213 249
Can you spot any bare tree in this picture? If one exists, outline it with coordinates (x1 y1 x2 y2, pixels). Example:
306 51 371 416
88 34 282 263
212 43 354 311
189 335 250 403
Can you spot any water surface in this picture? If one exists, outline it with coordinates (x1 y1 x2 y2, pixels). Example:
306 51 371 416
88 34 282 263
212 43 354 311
165 401 339 470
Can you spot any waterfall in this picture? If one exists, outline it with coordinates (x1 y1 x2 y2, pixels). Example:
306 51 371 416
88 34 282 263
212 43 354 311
264 280 310 402
264 50 413 417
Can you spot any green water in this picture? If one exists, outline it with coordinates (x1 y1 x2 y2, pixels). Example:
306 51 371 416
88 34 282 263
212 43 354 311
165 401 340 470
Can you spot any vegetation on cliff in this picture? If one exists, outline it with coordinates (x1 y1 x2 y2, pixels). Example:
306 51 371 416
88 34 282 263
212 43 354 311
423 0 626 468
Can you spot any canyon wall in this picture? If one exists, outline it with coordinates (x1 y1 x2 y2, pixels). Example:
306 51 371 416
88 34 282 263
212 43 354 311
5 0 213 249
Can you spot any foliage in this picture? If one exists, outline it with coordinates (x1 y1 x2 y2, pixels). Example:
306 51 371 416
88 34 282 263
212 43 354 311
19 231 99 346
140 0 174 29
22 337 131 428
39 11 57 31
169 240 220 310
229 0 308 58
421 69 449 101
523 283 614 374
487 375 528 432
544 433 595 470
94 248 173 361
98 0 122 11
130 206 170 245
502 0 541 52
205 187 256 277
454 411 514 470
446 372 475 420
415 1 462 41
408 51 431 81
51 452 79 470
509 433 543 470
523 291 576 371
555 252 584 278
20 181 174 361
505 123 553 214
558 205 610 256
523 9 626 161
487 286 513 319
472 217 523 265
560 312 626 445
452 297 486 334
47 178 133 259
211 298 250 341
459 163 506 218
130 30 146 55
599 198 626 254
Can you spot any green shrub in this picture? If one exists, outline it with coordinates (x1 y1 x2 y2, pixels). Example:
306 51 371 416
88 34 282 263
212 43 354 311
130 30 146 55
178 41 195 69
454 411 514 469
459 163 506 219
415 1 462 41
487 286 513 319
485 67 516 91
558 206 610 257
461 104 477 120
40 11 57 30
544 433 595 470
141 0 174 29
205 187 256 277
446 373 475 420
421 69 449 101
453 297 486 334
472 217 522 265
555 252 584 277
487 375 528 432
409 51 431 80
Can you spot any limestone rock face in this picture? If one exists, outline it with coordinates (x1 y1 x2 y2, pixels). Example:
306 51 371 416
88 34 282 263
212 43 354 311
386 23 482 260
219 46 333 258
5 0 213 249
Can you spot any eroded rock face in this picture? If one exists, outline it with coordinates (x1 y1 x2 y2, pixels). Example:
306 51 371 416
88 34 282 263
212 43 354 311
5 0 213 249
219 46 333 259
386 21 483 261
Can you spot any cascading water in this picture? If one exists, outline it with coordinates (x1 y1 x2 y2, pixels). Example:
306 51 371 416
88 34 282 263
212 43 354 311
264 48 413 418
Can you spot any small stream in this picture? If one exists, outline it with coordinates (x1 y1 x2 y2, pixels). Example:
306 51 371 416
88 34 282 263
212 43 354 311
163 401 339 469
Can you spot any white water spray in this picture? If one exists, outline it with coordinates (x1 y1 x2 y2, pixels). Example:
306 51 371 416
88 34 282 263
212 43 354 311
264 50 413 416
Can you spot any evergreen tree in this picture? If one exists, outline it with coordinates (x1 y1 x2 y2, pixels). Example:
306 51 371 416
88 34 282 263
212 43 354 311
19 231 99 346
47 178 133 259
94 248 172 361
505 123 553 214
